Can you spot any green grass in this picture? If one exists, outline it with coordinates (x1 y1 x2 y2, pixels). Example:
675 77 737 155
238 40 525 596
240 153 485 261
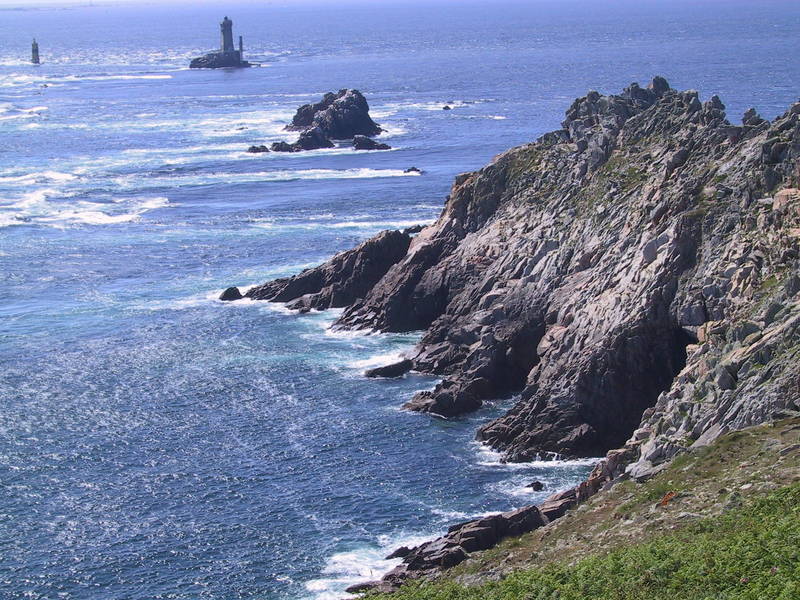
371 483 800 600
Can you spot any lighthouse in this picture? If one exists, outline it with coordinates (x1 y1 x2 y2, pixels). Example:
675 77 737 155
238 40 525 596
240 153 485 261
220 16 235 53
31 39 40 65
190 16 251 68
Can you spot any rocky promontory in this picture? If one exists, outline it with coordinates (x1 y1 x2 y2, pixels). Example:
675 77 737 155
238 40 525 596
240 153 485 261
226 77 800 589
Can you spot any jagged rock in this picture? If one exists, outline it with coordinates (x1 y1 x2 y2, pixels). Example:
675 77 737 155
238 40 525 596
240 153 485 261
295 127 335 150
353 135 391 150
287 92 339 129
270 127 335 153
375 502 550 589
365 359 414 378
272 141 300 153
246 145 270 153
254 89 382 154
243 229 411 310
345 581 383 594
219 287 243 301
240 76 800 469
385 546 413 560
285 89 382 138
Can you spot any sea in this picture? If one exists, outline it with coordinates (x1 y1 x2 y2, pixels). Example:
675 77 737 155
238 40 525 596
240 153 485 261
1 1 799 598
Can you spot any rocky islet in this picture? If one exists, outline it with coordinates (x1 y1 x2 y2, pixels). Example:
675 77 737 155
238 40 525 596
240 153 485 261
247 89 389 153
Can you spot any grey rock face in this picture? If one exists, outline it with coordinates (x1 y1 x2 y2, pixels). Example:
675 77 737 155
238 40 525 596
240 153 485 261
257 89 383 153
219 287 243 301
245 229 411 311
353 135 391 150
285 89 382 139
237 77 800 468
365 359 414 378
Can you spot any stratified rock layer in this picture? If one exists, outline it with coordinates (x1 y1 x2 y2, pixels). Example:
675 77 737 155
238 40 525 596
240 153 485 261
244 229 411 311
236 78 800 467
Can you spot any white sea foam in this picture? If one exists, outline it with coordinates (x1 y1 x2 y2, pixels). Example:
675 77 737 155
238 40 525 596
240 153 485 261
252 216 432 233
61 74 173 82
345 350 408 371
132 289 221 311
0 170 77 186
304 533 434 600
0 104 48 121
0 191 169 228
112 168 419 190
473 441 600 470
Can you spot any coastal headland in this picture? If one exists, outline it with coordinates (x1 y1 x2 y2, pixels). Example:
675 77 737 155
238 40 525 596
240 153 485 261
223 77 800 593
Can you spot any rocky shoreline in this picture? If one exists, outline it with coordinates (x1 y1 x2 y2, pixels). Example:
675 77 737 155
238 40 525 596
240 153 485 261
224 77 800 593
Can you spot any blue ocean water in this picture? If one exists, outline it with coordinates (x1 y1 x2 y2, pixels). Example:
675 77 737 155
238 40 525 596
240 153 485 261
1 1 799 599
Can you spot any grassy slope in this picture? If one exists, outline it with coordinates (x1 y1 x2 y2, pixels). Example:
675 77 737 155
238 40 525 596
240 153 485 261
369 419 800 600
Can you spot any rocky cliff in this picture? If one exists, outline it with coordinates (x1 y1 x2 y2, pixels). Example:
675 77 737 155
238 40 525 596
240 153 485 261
230 77 799 470
223 76 800 592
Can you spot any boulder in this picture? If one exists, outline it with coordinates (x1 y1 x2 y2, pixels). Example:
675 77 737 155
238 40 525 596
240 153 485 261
270 141 298 153
295 126 335 151
365 359 414 378
219 287 243 301
246 145 270 153
385 546 413 560
353 135 391 151
527 480 545 491
404 167 423 174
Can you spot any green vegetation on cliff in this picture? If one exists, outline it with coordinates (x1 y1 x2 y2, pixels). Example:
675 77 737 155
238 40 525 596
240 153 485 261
369 420 800 600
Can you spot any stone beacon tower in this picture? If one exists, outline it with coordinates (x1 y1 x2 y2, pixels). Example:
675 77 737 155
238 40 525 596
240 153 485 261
190 16 252 69
31 39 40 65
220 16 235 53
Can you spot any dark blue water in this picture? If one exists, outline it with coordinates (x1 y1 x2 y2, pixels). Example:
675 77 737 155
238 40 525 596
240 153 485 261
2 1 800 598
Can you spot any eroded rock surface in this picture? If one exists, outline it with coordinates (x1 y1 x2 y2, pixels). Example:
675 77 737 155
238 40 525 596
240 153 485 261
244 229 411 311
285 89 382 139
236 77 800 465
230 76 800 591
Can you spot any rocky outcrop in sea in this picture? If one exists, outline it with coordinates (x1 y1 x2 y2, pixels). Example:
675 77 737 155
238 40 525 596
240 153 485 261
249 89 385 153
225 76 800 589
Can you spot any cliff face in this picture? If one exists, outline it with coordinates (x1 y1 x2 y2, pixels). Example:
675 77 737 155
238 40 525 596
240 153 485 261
235 78 800 470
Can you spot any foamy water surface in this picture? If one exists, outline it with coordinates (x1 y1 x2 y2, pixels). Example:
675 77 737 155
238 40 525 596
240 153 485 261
2 1 800 600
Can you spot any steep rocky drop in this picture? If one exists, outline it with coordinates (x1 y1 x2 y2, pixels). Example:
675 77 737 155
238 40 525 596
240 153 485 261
229 77 800 469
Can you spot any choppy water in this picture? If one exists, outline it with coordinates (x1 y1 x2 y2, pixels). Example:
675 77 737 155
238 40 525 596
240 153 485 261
2 1 800 599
